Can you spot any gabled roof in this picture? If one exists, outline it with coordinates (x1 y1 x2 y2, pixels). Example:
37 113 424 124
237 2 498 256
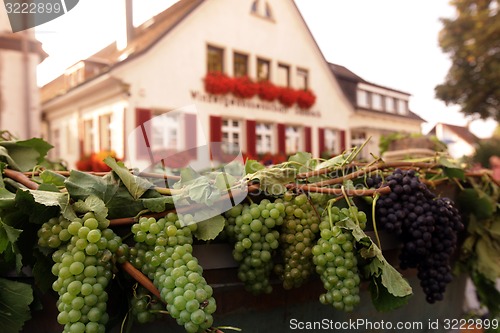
329 62 410 96
41 0 204 103
429 123 479 145
329 62 422 121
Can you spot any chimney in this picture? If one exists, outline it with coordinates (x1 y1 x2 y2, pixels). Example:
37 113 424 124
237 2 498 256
117 0 134 51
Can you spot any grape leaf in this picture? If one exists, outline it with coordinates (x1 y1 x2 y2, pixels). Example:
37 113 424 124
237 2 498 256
65 171 145 219
344 218 412 298
39 170 66 187
369 276 410 312
73 195 108 221
0 138 52 172
104 157 153 200
187 177 221 206
32 250 56 293
13 190 61 225
193 215 226 241
0 278 33 333
0 188 16 210
142 196 174 213
214 172 236 191
458 189 495 219
245 160 264 174
315 154 347 171
0 220 22 254
475 237 500 283
246 167 297 195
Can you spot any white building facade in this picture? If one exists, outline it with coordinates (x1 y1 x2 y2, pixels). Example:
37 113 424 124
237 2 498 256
41 0 421 169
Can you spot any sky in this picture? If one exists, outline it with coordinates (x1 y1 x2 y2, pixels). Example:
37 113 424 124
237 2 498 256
32 0 498 137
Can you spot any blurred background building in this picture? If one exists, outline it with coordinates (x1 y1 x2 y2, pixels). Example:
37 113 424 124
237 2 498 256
39 0 423 169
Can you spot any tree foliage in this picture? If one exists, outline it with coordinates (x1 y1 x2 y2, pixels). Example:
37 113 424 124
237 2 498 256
436 0 500 121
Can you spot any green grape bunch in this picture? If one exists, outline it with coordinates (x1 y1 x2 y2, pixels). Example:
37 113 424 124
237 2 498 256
226 199 286 294
312 206 366 312
129 214 216 333
42 211 124 333
274 192 320 289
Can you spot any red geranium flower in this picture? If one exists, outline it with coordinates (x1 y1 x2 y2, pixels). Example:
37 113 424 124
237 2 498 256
204 72 234 95
233 76 258 99
258 80 280 102
296 89 316 109
278 87 298 107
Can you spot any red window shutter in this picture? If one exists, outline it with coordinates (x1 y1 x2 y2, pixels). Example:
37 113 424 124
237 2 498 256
304 126 312 153
184 113 197 158
209 116 223 160
318 128 325 156
209 116 222 143
277 123 286 153
135 108 152 159
246 120 256 158
340 130 346 152
78 120 84 158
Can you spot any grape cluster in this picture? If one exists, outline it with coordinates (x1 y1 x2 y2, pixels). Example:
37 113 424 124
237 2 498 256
129 214 216 332
129 285 164 324
371 169 464 302
38 216 72 248
227 199 285 294
46 212 123 333
274 192 319 289
312 206 364 312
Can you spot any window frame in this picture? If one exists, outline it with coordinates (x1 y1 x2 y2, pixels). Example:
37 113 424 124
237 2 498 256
233 52 249 77
256 57 271 82
357 90 369 108
324 128 339 155
296 67 309 90
221 118 242 155
99 113 113 151
285 125 302 154
277 63 290 87
206 44 224 73
256 122 274 154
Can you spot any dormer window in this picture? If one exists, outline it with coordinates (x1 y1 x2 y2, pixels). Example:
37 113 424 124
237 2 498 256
251 0 274 20
371 93 383 111
385 96 395 113
397 99 408 115
65 62 85 88
357 90 369 108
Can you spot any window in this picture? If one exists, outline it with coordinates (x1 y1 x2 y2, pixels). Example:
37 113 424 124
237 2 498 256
151 113 179 151
385 96 395 113
264 2 273 18
324 128 338 154
222 119 241 154
357 90 369 107
371 93 383 110
256 123 273 154
251 0 259 13
233 52 248 77
66 124 73 154
296 68 308 90
99 114 112 151
277 64 290 87
53 129 60 158
83 119 94 155
397 99 408 115
286 126 302 154
251 0 273 19
257 58 270 81
351 131 368 159
207 45 224 73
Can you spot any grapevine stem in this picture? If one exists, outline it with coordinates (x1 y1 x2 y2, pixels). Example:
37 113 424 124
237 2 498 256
120 262 162 299
154 187 182 195
285 184 391 196
4 168 39 190
371 194 382 251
